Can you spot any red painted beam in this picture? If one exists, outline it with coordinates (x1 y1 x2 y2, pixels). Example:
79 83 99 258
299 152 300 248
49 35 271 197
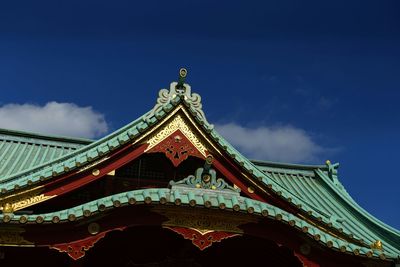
213 154 299 215
212 158 266 202
44 143 148 197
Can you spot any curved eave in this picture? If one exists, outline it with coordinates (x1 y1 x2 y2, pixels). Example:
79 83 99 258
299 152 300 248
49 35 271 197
316 169 400 249
0 102 172 191
0 95 217 194
251 160 400 256
206 128 373 244
252 157 400 250
0 90 398 259
0 187 392 261
0 95 355 246
253 160 400 255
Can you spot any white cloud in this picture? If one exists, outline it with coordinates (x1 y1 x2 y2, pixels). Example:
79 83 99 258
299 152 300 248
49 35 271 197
0 102 108 139
215 123 323 163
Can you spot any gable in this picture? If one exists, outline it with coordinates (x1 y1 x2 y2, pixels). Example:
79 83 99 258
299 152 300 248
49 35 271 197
0 76 399 261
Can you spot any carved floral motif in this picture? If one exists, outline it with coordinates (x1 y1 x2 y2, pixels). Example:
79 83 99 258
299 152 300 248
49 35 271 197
146 115 207 156
148 130 204 167
143 82 213 129
0 193 55 212
12 194 54 211
170 167 240 192
146 114 208 166
50 227 126 260
164 226 239 250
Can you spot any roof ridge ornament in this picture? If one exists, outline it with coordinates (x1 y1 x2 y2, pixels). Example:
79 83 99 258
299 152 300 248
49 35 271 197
144 68 213 129
176 68 187 92
325 160 339 181
324 160 348 191
170 155 240 194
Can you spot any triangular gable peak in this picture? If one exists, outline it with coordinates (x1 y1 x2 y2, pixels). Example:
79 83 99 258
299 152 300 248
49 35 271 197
0 74 392 258
0 77 274 214
129 83 301 206
0 71 399 264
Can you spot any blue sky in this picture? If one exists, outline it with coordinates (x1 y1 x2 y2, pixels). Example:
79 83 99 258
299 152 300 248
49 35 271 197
0 1 399 229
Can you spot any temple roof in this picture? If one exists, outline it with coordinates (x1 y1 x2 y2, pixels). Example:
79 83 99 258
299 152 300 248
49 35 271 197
0 128 90 179
0 78 399 261
0 186 387 259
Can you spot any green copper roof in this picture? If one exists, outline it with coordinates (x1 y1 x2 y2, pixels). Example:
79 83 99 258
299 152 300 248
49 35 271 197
0 128 91 180
0 81 398 260
0 82 210 191
0 187 391 260
199 123 400 257
251 160 400 256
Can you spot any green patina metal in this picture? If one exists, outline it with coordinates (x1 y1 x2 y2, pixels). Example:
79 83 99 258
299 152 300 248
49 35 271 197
0 128 91 180
0 79 398 259
0 185 390 259
170 166 240 193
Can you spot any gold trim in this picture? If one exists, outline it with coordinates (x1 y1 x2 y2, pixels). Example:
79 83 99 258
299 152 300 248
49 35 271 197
4 194 56 212
135 105 357 247
132 105 219 155
0 185 44 202
2 203 13 213
16 194 54 211
145 114 207 157
134 105 267 200
154 206 257 234
77 156 109 174
296 213 348 243
189 228 215 235
180 107 222 155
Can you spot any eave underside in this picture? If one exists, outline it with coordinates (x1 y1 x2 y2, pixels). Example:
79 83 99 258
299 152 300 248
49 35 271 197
253 162 400 257
0 93 398 261
0 187 393 265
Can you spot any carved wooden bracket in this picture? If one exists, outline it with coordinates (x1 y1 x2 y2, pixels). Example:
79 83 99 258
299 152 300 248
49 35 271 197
50 227 126 260
164 226 239 250
147 129 204 167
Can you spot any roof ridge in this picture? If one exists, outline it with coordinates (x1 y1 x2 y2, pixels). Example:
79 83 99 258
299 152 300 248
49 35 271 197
315 169 400 249
3 187 394 259
0 128 94 145
251 159 327 171
0 80 198 186
0 109 149 185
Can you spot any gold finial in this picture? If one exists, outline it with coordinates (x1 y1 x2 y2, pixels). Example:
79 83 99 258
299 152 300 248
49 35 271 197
2 203 14 213
325 160 331 165
371 240 383 250
176 68 188 91
179 68 187 78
